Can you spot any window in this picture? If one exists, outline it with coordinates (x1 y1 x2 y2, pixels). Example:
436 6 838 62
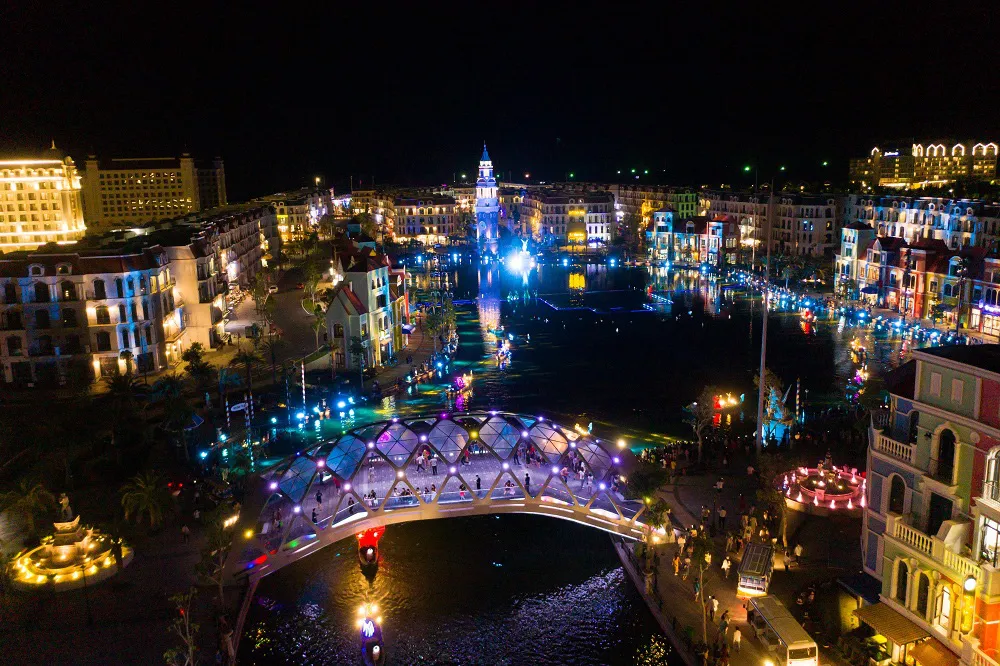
935 586 952 632
916 573 930 618
33 282 50 303
60 281 76 301
937 429 957 482
121 329 131 349
895 560 909 604
93 279 106 300
6 336 21 355
62 308 77 328
35 309 50 329
981 517 1000 566
3 283 15 304
95 331 111 352
118 304 127 322
930 372 942 397
951 379 964 403
115 278 124 298
889 476 906 514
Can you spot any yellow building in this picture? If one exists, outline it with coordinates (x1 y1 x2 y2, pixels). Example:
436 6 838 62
0 144 87 252
850 141 999 190
81 154 227 232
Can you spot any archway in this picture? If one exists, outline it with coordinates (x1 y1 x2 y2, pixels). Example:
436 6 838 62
889 475 906 515
937 429 956 482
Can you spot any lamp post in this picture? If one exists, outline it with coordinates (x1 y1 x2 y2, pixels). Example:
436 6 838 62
963 575 977 633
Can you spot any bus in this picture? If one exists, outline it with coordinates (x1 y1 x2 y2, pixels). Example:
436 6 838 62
749 595 819 666
737 541 774 597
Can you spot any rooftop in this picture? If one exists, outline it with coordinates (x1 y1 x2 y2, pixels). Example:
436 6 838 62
916 344 1000 375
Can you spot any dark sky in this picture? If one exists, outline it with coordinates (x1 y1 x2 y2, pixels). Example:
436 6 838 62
1 1 997 200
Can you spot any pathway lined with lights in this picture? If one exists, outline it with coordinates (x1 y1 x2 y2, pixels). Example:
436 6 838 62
224 412 651 581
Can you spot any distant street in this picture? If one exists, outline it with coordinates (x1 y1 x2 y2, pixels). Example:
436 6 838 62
224 266 318 364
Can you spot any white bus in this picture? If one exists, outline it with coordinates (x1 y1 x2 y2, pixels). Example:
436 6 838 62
749 595 819 666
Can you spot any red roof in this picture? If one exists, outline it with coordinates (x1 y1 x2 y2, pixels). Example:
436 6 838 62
329 283 367 315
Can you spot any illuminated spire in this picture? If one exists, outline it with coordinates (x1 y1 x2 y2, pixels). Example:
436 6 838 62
481 142 490 163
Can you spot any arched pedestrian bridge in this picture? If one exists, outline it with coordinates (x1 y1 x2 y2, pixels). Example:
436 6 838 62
225 412 656 582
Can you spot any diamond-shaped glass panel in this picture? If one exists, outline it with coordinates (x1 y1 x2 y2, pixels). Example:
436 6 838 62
575 440 613 479
376 423 420 466
326 436 368 479
490 471 527 500
529 422 568 459
428 419 469 463
478 416 521 460
279 456 317 502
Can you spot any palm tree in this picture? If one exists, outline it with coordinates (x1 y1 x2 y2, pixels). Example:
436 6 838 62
0 479 56 538
260 335 284 386
230 349 263 393
154 374 194 462
640 497 672 580
104 370 149 460
152 373 185 402
119 349 135 376
120 471 173 529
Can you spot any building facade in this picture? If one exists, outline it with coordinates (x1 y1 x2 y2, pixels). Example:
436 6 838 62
0 147 87 252
81 154 227 231
259 188 333 244
843 195 1000 251
389 196 460 245
863 346 1000 666
703 190 841 258
850 141 999 190
616 184 700 222
0 203 278 387
521 189 615 246
325 247 407 371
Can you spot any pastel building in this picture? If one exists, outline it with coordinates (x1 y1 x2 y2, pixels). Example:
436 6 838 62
863 345 1000 666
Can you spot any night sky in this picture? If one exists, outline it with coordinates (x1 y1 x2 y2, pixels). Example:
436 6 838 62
1 1 997 200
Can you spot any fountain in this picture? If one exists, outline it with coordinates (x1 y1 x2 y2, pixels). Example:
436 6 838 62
776 456 865 517
11 512 133 591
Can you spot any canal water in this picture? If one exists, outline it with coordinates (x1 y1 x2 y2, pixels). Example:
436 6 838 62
240 260 906 665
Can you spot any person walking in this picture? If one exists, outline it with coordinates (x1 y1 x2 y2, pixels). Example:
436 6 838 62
431 454 438 475
718 506 727 531
672 554 680 576
721 556 732 579
732 627 741 652
181 524 191 544
711 595 720 622
693 577 701 600
524 473 531 495
475 475 481 492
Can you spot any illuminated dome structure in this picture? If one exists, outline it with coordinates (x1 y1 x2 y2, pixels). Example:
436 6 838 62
11 515 133 591
778 462 865 516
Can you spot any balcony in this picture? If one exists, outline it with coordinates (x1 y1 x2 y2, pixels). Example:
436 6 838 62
890 517 933 556
971 645 1000 666
873 431 916 466
886 513 997 591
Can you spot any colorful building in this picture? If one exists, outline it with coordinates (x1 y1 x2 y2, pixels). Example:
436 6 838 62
863 345 1000 666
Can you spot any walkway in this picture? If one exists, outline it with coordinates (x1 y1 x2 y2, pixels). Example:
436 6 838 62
624 456 855 666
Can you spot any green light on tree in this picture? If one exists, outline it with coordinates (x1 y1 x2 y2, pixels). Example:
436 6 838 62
743 165 752 172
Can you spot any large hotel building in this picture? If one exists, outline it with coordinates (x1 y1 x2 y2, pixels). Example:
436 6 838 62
81 154 227 232
850 141 999 190
0 203 278 388
0 145 87 253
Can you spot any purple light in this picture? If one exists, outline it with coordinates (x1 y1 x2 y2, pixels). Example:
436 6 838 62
441 413 449 419
599 482 607 490
368 442 375 449
569 442 576 448
344 483 351 491
449 466 457 474
551 466 559 475
293 505 301 514
490 410 498 416
316 460 325 468
392 417 399 423
613 457 620 464
502 462 509 470
269 482 278 491
538 416 544 421
420 434 427 442
521 430 529 438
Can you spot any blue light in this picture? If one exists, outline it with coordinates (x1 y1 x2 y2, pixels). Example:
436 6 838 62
271 417 277 424
609 258 617 267
199 451 208 459
348 397 355 405
219 433 227 442
296 412 305 420
336 400 346 409
436 361 443 369
222 448 229 458
562 258 569 267
349 408 355 416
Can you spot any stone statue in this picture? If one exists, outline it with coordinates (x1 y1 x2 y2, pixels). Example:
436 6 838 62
58 493 73 521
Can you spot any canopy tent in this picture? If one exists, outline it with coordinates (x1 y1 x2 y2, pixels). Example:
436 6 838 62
853 602 928 645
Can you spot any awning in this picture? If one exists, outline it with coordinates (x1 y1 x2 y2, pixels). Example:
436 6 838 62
401 324 416 334
910 638 959 666
853 602 929 645
861 285 879 295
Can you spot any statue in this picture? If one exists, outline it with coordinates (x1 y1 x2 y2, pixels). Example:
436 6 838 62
58 493 73 521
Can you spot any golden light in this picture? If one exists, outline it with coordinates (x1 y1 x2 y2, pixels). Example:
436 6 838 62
617 439 626 449
244 529 254 540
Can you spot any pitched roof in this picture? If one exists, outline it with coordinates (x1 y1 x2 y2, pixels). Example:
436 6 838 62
916 344 1000 375
329 283 367 315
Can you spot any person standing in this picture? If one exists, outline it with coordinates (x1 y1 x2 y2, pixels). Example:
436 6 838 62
721 556 732 579
732 627 741 652
181 524 191 544
672 554 680 576
718 506 727 531
711 595 720 621
476 475 482 492
431 454 438 475
524 473 531 495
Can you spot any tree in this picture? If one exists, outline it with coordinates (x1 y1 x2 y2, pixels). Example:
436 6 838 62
684 386 722 463
155 376 195 462
104 369 150 461
689 531 715 643
229 349 263 393
425 310 444 353
180 342 206 366
119 349 135 376
349 335 366 390
755 452 795 548
0 479 56 538
120 471 173 529
311 306 326 350
639 497 672 576
197 507 233 607
260 335 284 386
164 587 199 666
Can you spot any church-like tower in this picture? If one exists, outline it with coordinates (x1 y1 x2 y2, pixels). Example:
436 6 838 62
475 143 499 247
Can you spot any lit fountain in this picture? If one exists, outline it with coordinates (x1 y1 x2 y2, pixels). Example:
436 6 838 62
11 513 133 591
777 459 865 517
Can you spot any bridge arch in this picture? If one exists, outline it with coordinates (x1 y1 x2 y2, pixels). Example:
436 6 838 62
224 412 653 582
